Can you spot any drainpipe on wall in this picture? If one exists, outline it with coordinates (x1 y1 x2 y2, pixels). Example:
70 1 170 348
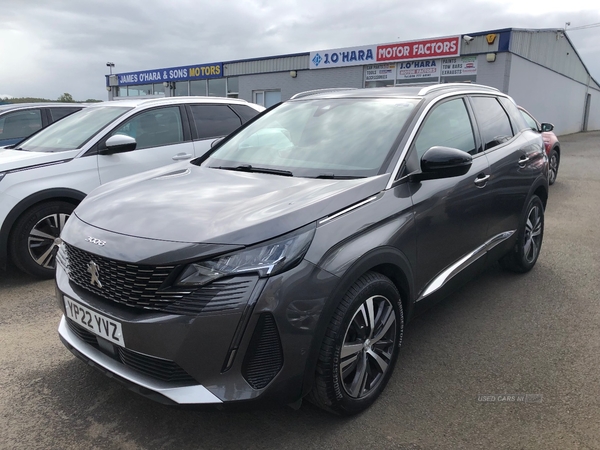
582 73 591 132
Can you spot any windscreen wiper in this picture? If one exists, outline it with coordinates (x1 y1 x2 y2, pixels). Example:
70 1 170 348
313 173 365 179
211 164 293 177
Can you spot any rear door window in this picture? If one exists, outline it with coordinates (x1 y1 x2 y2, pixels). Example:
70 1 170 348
0 109 43 141
470 97 514 150
189 104 242 139
498 97 530 133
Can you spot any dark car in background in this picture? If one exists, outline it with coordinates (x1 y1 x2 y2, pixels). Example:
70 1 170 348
0 103 84 147
56 84 548 415
519 106 560 185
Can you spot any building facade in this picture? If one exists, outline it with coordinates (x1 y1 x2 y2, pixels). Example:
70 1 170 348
106 28 600 135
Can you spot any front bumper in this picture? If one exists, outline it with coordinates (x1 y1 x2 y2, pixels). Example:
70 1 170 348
58 316 221 405
56 255 339 406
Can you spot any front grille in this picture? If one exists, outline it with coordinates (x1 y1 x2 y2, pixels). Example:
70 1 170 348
242 313 284 390
161 277 257 315
66 318 98 346
66 319 196 385
117 347 196 384
64 243 175 309
64 244 257 315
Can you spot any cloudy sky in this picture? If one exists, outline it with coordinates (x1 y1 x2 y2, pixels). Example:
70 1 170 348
1 0 598 101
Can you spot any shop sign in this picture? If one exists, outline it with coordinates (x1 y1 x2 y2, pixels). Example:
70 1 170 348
377 36 460 62
396 59 439 81
441 56 478 76
310 36 460 69
116 62 223 86
364 64 396 82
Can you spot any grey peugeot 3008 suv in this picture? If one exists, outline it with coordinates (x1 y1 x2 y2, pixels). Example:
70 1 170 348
56 84 548 415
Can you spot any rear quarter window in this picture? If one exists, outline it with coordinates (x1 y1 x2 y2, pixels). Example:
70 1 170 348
230 104 261 124
50 107 82 122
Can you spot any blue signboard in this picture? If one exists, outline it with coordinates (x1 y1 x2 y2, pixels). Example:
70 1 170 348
114 62 223 86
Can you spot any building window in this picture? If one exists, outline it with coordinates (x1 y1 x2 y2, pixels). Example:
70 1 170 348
127 84 153 96
153 83 165 95
253 90 281 108
174 81 189 96
208 78 226 97
190 79 207 96
227 77 239 98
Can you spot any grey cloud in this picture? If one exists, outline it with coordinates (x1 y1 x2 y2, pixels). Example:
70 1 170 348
0 0 598 100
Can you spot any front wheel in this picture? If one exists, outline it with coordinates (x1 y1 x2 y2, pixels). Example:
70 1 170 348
10 201 75 278
499 195 544 273
308 272 403 415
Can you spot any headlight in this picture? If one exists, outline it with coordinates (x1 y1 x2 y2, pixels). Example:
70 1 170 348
175 223 316 286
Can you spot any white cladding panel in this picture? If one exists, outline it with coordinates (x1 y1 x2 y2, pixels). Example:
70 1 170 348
474 52 511 93
510 30 590 86
508 54 600 134
238 66 364 103
225 55 309 76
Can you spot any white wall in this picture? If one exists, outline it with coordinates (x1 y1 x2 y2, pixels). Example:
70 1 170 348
585 89 600 131
508 54 600 135
238 66 364 104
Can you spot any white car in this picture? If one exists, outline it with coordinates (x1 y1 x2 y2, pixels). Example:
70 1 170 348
0 97 264 277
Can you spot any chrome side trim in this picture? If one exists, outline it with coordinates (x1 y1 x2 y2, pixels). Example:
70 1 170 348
385 90 512 190
58 316 223 404
6 159 73 174
418 230 515 301
318 195 378 225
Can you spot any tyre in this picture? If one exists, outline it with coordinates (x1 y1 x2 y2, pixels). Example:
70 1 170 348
308 272 404 415
10 201 76 278
499 195 544 273
548 148 559 185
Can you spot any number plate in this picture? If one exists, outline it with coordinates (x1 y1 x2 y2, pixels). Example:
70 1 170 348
64 296 125 347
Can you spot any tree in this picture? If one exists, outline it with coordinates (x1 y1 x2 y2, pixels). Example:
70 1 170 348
57 93 74 102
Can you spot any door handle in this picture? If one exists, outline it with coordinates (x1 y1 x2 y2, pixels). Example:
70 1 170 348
518 155 530 167
172 153 193 161
474 174 490 187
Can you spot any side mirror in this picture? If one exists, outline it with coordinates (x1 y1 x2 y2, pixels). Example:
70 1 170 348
211 137 224 148
540 123 554 132
101 135 137 155
411 146 473 182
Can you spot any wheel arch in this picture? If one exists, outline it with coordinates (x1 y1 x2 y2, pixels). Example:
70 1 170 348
0 188 85 269
532 179 548 210
301 246 415 397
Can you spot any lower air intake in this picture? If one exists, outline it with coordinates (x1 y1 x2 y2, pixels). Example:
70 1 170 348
242 313 283 390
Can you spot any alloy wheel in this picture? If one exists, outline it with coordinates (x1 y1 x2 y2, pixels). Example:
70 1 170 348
523 205 542 264
549 154 558 184
27 213 70 269
339 295 397 399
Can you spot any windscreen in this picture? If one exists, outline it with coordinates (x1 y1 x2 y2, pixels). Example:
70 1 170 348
201 98 419 178
18 106 132 152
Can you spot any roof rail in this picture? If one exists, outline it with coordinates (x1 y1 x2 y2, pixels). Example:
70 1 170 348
290 88 358 100
418 83 499 96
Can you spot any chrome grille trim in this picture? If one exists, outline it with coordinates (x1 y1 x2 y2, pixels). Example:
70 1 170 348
63 243 258 315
